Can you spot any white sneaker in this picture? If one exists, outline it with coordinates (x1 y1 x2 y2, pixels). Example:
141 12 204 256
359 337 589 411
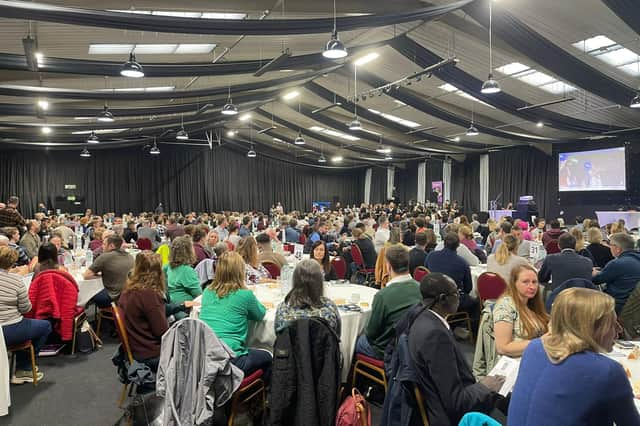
11 369 44 384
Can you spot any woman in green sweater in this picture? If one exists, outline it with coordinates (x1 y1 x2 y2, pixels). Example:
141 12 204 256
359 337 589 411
163 235 202 304
200 251 271 376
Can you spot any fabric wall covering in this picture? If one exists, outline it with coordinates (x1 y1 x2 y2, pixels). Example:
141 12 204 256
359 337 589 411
451 155 480 215
370 167 388 204
0 146 365 217
464 0 637 108
0 0 473 35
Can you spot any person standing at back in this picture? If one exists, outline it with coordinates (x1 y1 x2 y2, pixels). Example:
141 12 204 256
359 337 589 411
355 245 421 360
374 215 391 254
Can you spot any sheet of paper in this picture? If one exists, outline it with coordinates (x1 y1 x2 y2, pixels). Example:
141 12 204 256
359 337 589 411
488 356 521 396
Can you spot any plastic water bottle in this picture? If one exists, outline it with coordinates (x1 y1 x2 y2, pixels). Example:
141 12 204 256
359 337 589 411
63 252 73 269
85 250 93 268
280 264 294 296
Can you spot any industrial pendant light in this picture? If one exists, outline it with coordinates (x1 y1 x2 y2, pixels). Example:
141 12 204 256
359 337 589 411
247 144 257 158
631 92 640 108
481 0 501 94
120 52 144 78
348 65 361 130
97 105 115 122
86 131 100 144
80 147 91 158
294 131 306 145
222 87 238 115
318 153 327 163
176 114 189 140
150 139 160 155
466 124 479 136
323 0 347 59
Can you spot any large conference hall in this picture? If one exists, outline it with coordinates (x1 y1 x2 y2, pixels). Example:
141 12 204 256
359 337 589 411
0 0 639 425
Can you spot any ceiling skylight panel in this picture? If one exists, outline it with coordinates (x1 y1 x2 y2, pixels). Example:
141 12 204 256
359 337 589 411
572 35 616 53
134 44 178 54
368 108 420 128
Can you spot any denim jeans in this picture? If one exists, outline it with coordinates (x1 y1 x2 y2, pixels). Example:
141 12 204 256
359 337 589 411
355 335 382 360
91 288 113 308
3 318 52 370
231 348 273 380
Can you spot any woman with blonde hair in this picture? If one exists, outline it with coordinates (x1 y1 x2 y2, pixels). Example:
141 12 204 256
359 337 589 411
493 263 549 357
118 251 169 371
200 252 271 376
586 227 614 268
163 235 201 304
569 227 595 263
375 226 404 287
486 234 529 283
508 288 638 425
236 236 275 284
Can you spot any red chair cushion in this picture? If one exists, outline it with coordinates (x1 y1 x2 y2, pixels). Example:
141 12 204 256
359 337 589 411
239 368 264 389
356 353 384 368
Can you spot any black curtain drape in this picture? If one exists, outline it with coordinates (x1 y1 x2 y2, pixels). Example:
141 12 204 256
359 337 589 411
488 147 555 218
370 167 388 204
395 163 418 204
0 146 365 217
451 156 480 216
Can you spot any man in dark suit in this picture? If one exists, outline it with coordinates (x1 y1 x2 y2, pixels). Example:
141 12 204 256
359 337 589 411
406 273 504 425
538 233 593 290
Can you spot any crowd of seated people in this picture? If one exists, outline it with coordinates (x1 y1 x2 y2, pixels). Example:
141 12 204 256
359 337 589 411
2 195 640 425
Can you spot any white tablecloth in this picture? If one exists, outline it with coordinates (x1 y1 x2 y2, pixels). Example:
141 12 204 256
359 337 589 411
470 265 487 298
192 283 378 381
0 326 9 417
23 271 104 307
488 210 515 222
604 342 640 413
596 211 640 229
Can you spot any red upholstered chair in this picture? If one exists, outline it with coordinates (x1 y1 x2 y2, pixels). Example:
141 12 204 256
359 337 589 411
545 240 560 254
283 243 295 254
351 243 374 283
262 261 281 279
226 241 235 251
351 353 387 393
331 256 347 280
227 369 266 426
298 233 307 244
477 272 507 305
136 237 152 250
413 266 430 283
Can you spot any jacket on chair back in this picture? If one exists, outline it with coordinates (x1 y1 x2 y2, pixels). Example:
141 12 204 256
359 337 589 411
156 318 243 426
268 317 342 426
25 269 78 340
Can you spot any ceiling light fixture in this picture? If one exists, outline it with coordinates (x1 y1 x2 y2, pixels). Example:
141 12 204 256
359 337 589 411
41 126 51 134
282 91 300 101
221 87 238 115
466 124 479 136
536 121 544 128
481 0 501 94
36 99 48 110
453 136 461 142
150 139 160 155
318 153 327 163
247 145 257 158
631 92 640 108
331 155 343 163
87 131 100 144
322 0 347 59
349 62 363 131
80 147 91 158
354 52 379 67
176 114 189 140
97 105 115 122
120 52 144 78
294 132 306 145
348 119 362 131
227 130 236 137
384 154 393 161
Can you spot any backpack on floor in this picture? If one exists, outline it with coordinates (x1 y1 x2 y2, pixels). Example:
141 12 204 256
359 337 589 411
76 320 100 354
336 388 371 426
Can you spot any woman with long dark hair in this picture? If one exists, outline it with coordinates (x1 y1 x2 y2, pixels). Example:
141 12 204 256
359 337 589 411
310 240 337 281
274 259 340 334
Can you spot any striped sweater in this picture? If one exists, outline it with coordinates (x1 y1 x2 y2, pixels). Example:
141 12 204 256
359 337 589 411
0 270 31 325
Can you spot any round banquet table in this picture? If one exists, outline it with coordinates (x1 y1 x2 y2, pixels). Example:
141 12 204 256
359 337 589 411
22 268 104 307
191 282 378 382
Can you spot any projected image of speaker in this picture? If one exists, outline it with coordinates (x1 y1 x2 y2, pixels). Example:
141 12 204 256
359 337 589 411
558 146 626 192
